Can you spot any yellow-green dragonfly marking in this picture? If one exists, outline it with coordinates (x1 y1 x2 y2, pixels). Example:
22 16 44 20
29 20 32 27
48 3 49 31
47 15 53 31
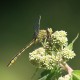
7 16 47 67
7 39 35 67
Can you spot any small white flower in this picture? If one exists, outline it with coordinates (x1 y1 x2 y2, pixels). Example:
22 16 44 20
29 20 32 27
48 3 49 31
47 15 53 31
58 76 64 80
29 47 45 60
51 30 68 46
58 74 71 80
29 47 59 70
52 30 67 37
61 48 76 59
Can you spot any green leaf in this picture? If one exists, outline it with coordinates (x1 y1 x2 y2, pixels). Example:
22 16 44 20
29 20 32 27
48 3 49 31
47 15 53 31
41 70 51 77
39 70 54 80
68 33 79 50
71 70 80 80
39 67 61 80
38 74 49 80
69 76 73 80
38 70 50 80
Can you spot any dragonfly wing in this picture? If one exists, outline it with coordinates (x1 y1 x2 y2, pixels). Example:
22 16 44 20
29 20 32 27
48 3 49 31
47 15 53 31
33 16 41 40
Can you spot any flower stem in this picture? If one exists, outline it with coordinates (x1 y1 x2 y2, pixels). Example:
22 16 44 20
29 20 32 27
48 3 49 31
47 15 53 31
60 63 73 75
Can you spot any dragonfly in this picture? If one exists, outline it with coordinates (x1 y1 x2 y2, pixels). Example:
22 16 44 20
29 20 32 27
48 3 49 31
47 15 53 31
7 16 48 67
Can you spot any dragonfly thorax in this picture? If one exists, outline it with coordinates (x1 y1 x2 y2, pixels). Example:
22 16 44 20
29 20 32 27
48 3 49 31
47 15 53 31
37 30 47 41
37 28 53 42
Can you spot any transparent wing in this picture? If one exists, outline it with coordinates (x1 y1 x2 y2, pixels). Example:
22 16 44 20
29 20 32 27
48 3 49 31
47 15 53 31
33 16 41 39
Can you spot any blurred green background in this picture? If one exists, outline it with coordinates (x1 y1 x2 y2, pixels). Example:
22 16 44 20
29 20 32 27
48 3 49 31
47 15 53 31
0 0 80 80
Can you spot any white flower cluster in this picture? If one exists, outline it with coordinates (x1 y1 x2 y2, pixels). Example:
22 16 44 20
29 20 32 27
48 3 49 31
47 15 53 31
51 30 68 46
29 47 59 70
58 74 71 80
29 28 76 70
61 48 76 59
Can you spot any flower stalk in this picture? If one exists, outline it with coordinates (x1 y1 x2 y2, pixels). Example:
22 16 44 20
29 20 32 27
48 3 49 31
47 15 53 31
60 62 73 75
